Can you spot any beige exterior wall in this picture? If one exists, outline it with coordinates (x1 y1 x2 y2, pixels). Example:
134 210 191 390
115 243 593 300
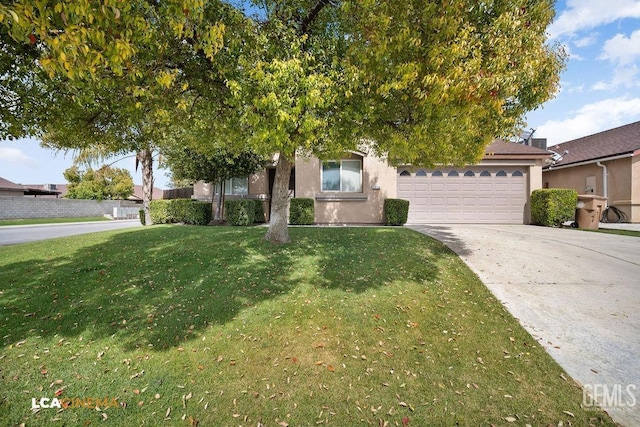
295 152 397 224
631 156 640 223
0 189 22 197
543 156 640 223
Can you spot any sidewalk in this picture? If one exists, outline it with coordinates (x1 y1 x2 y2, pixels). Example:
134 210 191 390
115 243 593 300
599 223 640 232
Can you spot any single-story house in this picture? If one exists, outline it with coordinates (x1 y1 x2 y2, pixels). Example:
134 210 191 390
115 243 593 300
0 177 62 197
543 121 640 223
15 183 164 202
194 139 551 225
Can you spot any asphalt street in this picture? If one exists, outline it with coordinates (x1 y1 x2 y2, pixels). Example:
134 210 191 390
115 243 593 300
0 220 142 246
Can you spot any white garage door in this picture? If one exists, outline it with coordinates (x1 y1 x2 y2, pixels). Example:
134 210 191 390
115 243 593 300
397 167 527 224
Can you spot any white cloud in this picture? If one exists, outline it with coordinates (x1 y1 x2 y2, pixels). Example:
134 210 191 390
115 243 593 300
574 33 598 48
536 97 640 145
591 66 639 90
599 30 640 65
549 0 640 40
0 147 38 168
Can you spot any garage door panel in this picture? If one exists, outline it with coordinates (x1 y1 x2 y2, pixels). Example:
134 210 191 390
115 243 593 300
398 167 527 224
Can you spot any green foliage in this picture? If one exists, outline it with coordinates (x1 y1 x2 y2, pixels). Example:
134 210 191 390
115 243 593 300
224 199 255 226
384 199 410 226
253 199 266 224
167 198 193 223
63 165 134 200
184 201 212 225
531 189 578 227
149 200 171 224
163 146 267 185
139 209 146 226
289 198 315 225
149 199 211 225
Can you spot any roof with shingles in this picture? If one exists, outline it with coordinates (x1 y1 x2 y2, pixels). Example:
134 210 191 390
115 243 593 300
0 177 25 190
546 121 640 167
484 139 551 157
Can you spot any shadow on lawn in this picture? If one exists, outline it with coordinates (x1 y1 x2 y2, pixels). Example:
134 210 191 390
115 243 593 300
0 226 445 351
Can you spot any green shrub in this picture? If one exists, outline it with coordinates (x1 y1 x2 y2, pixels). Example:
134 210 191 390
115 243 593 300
384 198 410 226
150 200 171 224
225 199 255 226
168 199 193 223
150 199 211 225
139 209 146 226
184 201 212 225
289 198 314 225
531 188 578 226
253 199 266 223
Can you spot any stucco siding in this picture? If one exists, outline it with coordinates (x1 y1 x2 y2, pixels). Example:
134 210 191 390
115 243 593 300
543 157 639 222
295 153 397 224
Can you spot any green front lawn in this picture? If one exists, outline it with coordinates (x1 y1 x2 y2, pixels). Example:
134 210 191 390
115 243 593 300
0 226 614 426
0 217 111 226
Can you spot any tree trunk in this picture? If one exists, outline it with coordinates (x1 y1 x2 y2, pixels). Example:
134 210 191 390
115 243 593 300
217 180 225 222
265 152 293 244
137 148 154 225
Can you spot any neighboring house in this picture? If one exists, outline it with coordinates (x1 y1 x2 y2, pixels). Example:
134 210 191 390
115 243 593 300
0 177 62 197
22 183 164 202
129 185 165 202
194 139 550 225
543 121 640 223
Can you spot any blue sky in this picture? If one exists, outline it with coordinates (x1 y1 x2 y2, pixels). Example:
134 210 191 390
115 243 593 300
2 0 640 189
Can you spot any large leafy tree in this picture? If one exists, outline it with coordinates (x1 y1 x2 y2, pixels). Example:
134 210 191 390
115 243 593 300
0 0 228 225
224 0 564 243
2 0 564 243
63 164 134 201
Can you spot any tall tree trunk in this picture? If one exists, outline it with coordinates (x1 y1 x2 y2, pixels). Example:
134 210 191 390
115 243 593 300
265 152 293 244
137 148 154 225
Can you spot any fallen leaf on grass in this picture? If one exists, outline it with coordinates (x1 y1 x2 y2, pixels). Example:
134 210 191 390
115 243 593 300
504 416 516 422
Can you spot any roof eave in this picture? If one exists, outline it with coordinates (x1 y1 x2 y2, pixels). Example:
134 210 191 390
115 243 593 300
544 152 635 171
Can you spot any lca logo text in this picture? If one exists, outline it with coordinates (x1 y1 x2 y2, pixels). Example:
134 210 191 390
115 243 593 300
31 397 119 410
583 384 637 408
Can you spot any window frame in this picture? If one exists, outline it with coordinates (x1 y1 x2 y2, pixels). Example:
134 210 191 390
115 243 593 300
216 177 249 196
321 159 363 192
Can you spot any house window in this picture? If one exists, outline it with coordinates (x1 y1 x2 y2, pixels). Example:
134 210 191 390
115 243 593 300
496 170 507 177
416 170 427 177
399 170 411 176
322 160 362 192
218 177 248 195
512 171 523 177
432 170 443 176
448 170 459 177
480 171 491 177
464 170 475 177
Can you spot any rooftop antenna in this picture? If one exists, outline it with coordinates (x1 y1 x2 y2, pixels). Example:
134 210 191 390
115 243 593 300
520 128 536 145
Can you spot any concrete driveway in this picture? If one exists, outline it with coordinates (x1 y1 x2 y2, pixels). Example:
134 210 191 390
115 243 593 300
408 224 640 426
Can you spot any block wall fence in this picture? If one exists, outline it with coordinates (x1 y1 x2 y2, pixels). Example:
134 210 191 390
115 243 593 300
0 197 141 220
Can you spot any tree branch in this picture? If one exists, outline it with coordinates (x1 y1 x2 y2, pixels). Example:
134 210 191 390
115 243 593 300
299 0 338 36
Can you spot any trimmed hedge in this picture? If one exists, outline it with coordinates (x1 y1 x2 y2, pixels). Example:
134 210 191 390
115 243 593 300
289 198 314 225
531 188 578 227
149 199 211 225
253 199 266 223
183 202 212 225
384 198 410 226
139 209 146 226
225 199 255 226
150 200 171 224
